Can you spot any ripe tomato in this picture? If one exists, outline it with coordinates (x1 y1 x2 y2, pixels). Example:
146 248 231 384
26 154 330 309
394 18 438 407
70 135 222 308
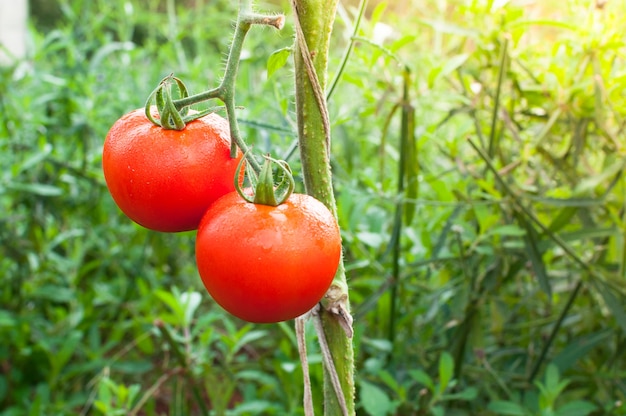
195 191 341 323
102 108 242 232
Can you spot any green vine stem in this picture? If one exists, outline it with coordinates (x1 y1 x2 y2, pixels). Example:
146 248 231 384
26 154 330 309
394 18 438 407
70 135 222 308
326 0 368 101
291 0 355 414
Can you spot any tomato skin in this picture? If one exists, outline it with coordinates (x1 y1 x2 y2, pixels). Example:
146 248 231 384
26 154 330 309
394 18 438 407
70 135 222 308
195 192 341 323
103 108 242 232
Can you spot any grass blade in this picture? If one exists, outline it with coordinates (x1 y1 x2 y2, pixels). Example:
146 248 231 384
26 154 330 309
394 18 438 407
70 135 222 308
517 213 551 297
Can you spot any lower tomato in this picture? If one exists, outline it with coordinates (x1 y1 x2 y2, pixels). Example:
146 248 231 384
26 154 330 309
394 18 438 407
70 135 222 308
102 108 242 232
195 191 341 323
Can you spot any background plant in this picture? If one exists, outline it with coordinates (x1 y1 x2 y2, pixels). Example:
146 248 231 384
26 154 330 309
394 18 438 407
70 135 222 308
0 0 624 414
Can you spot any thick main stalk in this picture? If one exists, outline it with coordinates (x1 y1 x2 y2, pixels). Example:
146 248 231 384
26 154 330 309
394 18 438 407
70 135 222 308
291 1 355 414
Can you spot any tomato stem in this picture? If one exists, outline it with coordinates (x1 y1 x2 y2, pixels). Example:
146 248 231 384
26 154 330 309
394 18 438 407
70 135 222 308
147 0 284 173
234 154 295 206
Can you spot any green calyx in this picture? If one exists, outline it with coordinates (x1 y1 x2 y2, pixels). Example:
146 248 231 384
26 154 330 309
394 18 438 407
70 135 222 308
235 154 295 206
145 74 218 130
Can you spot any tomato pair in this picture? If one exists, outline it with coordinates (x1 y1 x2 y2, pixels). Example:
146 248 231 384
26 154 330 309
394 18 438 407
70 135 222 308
102 110 341 322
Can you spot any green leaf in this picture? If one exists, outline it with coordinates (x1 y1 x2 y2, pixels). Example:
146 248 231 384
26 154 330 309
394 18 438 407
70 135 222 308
489 224 527 237
363 338 393 352
126 384 141 408
89 41 135 74
155 289 185 325
29 384 50 416
370 1 387 27
233 401 275 415
408 369 434 391
516 214 551 297
573 157 626 195
0 310 17 328
232 329 267 355
507 19 580 32
560 227 617 242
236 370 279 387
437 351 454 395
378 369 400 393
6 182 63 196
111 360 153 374
418 18 478 37
179 291 202 327
97 377 114 409
551 329 612 373
116 384 129 408
546 206 578 233
429 53 470 86
356 231 385 248
401 87 418 226
31 284 75 303
555 401 597 416
15 142 52 175
544 364 563 393
266 47 291 78
441 386 478 401
441 53 469 77
93 400 110 414
431 406 445 416
359 380 393 416
0 375 7 403
537 364 569 408
50 331 82 383
389 35 418 53
487 400 529 415
592 279 626 333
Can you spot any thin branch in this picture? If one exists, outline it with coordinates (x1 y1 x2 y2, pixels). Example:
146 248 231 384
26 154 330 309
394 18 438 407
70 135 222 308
296 316 315 416
169 2 284 173
129 367 185 416
467 138 601 276
528 280 583 383
326 0 369 101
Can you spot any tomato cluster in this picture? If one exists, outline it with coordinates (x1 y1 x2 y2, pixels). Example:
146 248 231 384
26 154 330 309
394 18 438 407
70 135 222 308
103 110 341 323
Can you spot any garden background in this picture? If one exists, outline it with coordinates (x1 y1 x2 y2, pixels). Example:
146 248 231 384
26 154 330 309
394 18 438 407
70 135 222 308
0 0 625 414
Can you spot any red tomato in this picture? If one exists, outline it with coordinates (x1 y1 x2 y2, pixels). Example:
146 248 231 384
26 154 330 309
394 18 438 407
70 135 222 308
102 108 242 232
195 191 342 323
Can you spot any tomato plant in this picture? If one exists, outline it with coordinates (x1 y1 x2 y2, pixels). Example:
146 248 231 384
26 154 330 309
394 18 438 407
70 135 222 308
102 107 242 232
195 191 342 323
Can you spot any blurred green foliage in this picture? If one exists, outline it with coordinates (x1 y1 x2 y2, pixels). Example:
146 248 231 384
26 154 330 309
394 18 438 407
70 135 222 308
1 0 624 414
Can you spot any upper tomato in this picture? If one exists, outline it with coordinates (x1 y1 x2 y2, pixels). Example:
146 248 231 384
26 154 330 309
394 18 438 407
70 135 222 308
102 108 242 232
195 191 342 323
